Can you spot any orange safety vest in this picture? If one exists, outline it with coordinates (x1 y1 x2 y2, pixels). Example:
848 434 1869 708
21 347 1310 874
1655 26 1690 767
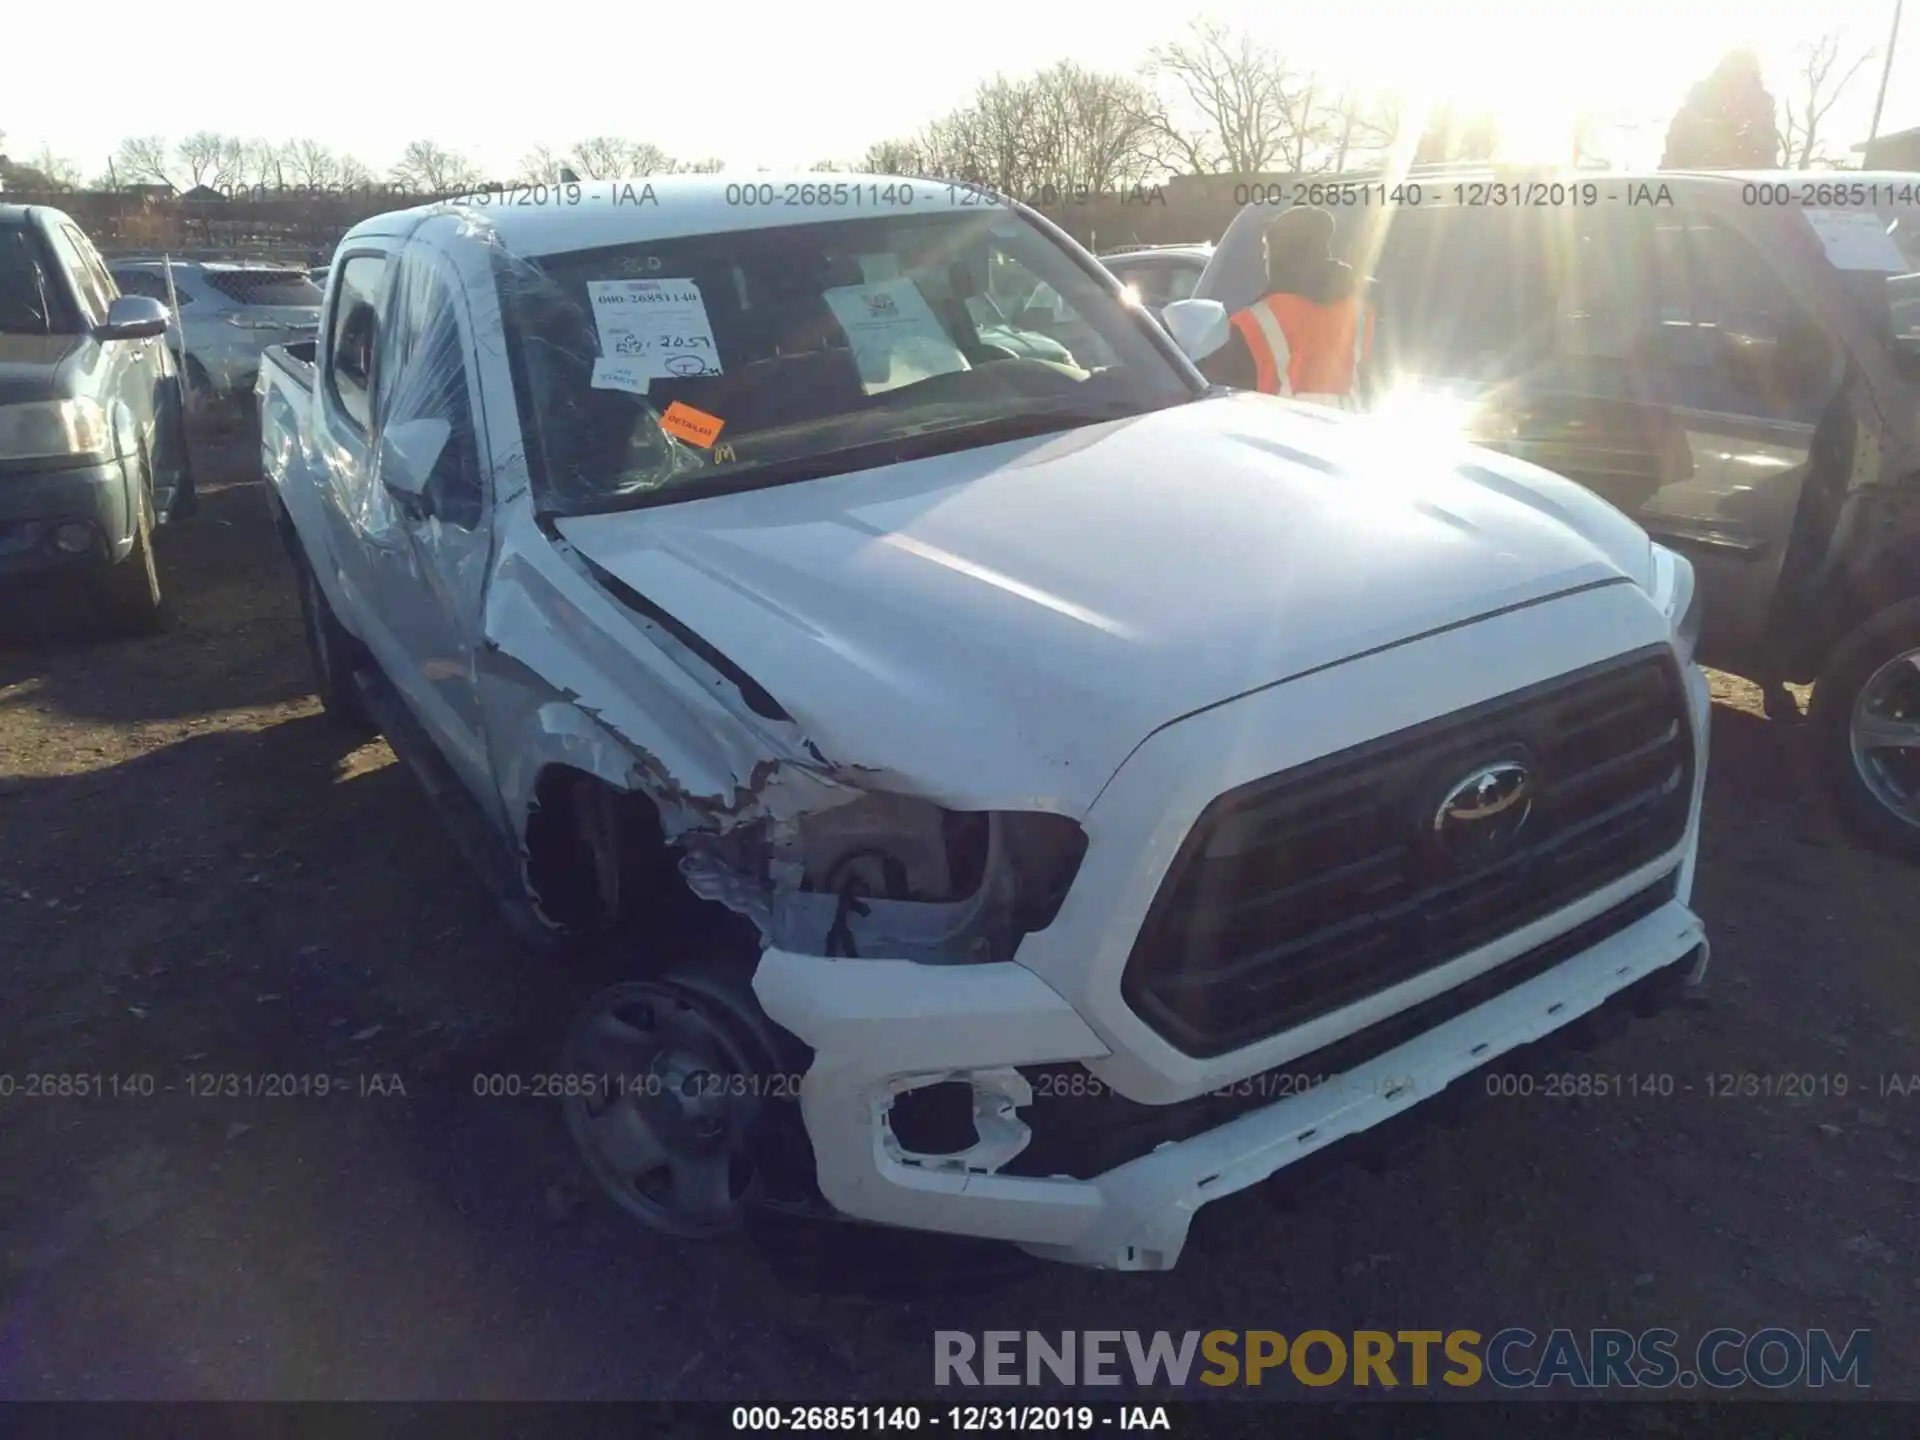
1228 292 1373 408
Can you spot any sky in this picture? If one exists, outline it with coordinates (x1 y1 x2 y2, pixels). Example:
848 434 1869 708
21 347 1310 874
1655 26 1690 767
6 0 1918 181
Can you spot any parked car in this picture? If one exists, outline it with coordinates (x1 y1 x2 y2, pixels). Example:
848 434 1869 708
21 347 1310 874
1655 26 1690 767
109 258 321 402
0 205 193 632
259 175 1710 1273
1186 171 1920 859
1098 243 1214 320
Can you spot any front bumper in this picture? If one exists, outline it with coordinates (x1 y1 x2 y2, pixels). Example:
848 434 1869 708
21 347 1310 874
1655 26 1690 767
752 588 1714 1271
755 885 1704 1271
0 456 138 581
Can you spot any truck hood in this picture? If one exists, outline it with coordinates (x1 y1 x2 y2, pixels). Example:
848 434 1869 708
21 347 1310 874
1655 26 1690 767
0 333 87 406
552 392 1655 817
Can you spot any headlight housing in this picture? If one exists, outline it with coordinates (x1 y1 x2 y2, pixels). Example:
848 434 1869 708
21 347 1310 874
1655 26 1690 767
0 398 111 463
1653 544 1702 664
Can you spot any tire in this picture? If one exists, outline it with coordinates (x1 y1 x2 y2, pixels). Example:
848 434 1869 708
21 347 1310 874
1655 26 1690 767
90 460 167 637
557 971 779 1240
1810 596 1920 861
183 355 215 404
293 550 376 735
165 375 199 520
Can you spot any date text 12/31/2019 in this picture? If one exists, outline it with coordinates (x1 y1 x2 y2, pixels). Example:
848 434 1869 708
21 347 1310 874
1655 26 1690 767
730 1405 1172 1431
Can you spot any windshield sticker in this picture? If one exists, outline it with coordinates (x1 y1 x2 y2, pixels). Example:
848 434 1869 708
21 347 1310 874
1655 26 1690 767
822 277 970 394
589 358 650 395
586 278 724 380
1804 209 1911 273
659 400 726 449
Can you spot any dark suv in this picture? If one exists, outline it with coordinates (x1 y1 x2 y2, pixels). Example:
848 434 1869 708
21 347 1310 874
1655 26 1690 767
1194 171 1920 858
0 206 193 633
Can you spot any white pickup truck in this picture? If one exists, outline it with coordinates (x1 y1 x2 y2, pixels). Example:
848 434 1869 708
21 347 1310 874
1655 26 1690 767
257 175 1711 1274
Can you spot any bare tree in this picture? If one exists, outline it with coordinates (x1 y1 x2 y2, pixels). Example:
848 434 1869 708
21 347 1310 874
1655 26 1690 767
518 145 567 181
240 138 287 188
113 135 176 189
177 131 237 187
1779 31 1876 168
1320 90 1403 173
522 138 684 179
861 138 929 176
284 139 343 187
337 154 375 188
682 157 727 173
389 139 481 194
29 145 83 188
1025 61 1164 192
1142 20 1304 174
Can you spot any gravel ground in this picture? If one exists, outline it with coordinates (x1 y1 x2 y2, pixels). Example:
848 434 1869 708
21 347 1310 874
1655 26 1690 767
0 431 1915 1401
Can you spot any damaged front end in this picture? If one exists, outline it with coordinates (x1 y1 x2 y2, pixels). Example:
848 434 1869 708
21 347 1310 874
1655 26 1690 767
470 508 1097 1244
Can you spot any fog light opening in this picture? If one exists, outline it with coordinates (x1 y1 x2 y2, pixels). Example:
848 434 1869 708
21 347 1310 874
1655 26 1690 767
51 522 96 555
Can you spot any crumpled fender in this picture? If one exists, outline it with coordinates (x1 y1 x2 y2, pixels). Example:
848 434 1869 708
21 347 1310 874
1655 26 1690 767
478 504 865 842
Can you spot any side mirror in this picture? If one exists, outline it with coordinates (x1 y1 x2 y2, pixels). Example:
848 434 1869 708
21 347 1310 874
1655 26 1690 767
378 417 452 504
97 295 171 341
1160 298 1230 363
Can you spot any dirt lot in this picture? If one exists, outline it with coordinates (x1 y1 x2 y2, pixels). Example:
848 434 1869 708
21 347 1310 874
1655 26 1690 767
0 430 1916 1401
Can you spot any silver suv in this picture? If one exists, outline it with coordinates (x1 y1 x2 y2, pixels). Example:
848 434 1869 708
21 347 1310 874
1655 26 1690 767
108 259 322 401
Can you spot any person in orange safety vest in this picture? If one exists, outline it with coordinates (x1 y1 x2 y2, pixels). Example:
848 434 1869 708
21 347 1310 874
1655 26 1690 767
1199 205 1374 409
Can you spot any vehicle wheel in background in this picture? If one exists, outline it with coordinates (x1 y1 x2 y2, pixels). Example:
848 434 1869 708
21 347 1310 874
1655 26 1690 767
1811 596 1920 861
182 355 215 406
167 374 199 519
89 459 167 637
294 551 376 734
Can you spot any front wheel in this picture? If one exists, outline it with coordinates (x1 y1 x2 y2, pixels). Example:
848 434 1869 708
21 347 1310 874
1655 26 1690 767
90 461 167 637
1811 597 1920 860
559 976 773 1239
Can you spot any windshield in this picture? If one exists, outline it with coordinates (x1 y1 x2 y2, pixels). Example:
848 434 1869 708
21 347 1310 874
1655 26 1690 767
499 209 1199 516
0 223 79 335
203 269 324 307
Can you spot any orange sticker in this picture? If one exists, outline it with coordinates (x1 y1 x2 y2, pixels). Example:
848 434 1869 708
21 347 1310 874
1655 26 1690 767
660 401 726 449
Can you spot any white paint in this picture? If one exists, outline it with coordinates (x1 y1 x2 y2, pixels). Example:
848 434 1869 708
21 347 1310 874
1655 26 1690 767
553 393 1655 818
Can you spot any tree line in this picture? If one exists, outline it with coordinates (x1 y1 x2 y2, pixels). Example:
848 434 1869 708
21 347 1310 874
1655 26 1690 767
0 22 1885 198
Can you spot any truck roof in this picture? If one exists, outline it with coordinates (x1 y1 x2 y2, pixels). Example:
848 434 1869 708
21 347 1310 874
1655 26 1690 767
342 174 1007 258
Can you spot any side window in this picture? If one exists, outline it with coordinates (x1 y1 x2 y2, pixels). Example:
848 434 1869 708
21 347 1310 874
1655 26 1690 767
113 271 172 304
1373 208 1550 374
325 255 388 435
1645 217 1836 423
41 224 107 326
61 225 118 318
70 229 121 311
375 249 483 529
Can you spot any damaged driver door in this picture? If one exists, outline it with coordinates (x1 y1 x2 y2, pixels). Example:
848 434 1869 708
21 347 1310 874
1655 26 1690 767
361 239 495 798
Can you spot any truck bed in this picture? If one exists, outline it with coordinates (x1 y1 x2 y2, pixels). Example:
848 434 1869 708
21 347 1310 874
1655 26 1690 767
263 339 317 388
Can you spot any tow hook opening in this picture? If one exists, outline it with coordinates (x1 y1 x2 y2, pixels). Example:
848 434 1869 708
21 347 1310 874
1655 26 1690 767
883 1070 1033 1173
